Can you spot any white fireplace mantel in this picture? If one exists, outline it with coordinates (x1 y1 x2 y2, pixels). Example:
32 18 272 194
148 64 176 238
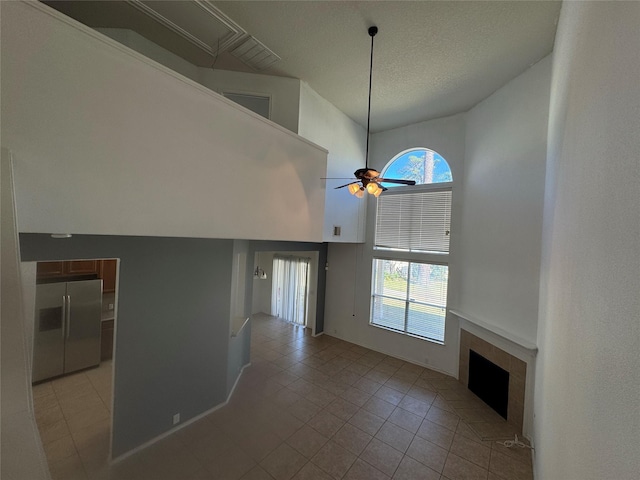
450 309 538 362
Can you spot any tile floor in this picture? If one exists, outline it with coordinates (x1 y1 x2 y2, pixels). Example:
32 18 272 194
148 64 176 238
33 358 112 480
33 314 533 480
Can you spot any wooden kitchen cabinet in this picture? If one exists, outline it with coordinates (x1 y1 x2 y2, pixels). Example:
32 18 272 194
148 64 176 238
36 260 100 280
36 261 65 278
98 259 117 293
65 260 99 275
101 319 114 361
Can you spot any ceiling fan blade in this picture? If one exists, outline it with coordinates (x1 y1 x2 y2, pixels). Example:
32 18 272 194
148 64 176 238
378 178 417 185
334 182 358 190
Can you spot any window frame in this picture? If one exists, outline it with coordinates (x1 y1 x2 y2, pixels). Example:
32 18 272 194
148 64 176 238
370 258 448 344
369 149 453 345
379 147 453 188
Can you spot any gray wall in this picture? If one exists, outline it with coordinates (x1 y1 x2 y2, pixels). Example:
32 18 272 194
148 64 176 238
20 234 235 457
227 240 252 392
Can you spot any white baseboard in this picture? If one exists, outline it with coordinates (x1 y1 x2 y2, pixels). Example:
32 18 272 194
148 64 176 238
324 331 452 377
227 362 251 399
111 362 251 464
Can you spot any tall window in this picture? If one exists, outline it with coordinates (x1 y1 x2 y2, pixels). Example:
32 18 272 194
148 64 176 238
371 148 452 344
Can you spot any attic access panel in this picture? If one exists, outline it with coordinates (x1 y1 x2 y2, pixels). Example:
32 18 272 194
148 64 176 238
127 1 247 57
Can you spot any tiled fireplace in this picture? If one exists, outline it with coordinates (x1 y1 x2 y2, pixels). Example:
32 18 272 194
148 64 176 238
459 329 528 432
451 310 537 439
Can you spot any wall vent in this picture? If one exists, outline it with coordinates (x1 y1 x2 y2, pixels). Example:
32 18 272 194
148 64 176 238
222 92 270 119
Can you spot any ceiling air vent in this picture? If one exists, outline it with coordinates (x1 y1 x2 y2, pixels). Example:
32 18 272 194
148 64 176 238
230 36 280 71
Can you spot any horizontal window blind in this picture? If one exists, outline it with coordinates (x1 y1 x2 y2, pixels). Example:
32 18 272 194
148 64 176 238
375 190 451 253
371 259 448 343
406 263 447 341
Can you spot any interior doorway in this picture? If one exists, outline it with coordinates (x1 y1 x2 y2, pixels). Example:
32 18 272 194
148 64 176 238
28 258 119 471
271 255 310 326
251 251 319 335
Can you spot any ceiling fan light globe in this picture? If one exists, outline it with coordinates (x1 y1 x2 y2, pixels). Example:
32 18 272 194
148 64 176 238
355 188 365 198
348 183 361 195
366 182 380 194
373 187 383 197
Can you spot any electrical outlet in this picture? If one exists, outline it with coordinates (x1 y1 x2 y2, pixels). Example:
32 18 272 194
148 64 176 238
108 303 114 310
172 413 180 425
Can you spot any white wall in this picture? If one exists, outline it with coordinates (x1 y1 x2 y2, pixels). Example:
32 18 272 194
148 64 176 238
1 1 326 242
457 56 551 346
95 28 199 82
251 251 274 315
324 55 550 374
0 150 49 480
199 69 301 134
95 28 301 134
324 114 466 375
534 2 640 479
298 82 367 243
70 23 367 245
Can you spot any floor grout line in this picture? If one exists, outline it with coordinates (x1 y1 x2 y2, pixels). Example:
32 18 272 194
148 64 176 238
33 314 532 480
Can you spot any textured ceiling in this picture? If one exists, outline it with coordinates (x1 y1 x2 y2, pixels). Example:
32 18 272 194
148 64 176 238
43 1 562 133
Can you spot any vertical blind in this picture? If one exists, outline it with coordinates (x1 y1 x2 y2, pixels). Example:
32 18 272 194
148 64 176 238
375 189 452 253
271 256 310 326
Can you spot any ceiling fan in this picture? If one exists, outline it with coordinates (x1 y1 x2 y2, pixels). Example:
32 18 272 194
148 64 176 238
334 167 417 198
333 26 416 198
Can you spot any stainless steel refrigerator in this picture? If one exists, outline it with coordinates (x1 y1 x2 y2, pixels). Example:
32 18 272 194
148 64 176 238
32 279 102 383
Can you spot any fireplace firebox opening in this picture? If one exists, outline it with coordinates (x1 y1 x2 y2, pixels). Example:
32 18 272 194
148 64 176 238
468 349 510 419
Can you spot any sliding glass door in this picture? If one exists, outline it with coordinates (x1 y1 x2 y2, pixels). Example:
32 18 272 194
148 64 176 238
271 256 310 326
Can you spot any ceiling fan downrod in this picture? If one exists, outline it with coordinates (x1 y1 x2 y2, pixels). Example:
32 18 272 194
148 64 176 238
364 25 377 170
333 25 415 197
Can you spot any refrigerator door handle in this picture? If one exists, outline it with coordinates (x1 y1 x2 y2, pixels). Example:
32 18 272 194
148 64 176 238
65 295 71 340
61 295 67 339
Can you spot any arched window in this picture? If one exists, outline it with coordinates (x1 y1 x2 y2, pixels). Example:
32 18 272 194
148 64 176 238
381 147 452 187
371 148 452 344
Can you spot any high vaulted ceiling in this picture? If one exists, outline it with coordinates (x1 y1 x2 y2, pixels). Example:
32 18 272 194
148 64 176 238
43 1 562 133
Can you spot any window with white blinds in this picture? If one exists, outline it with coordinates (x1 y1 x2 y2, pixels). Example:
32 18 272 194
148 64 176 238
371 149 453 344
375 188 452 253
371 259 448 343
